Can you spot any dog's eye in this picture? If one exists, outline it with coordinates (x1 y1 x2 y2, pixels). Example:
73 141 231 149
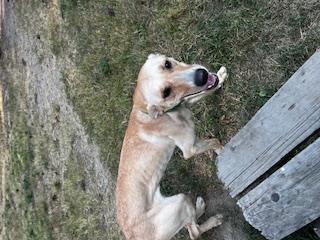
162 87 172 98
164 60 172 70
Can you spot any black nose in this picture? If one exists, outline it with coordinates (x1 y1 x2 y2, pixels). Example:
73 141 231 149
194 69 208 87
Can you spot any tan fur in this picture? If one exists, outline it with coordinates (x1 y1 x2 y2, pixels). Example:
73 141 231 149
116 54 227 240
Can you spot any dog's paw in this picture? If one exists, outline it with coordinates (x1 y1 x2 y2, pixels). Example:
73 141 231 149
214 145 224 155
208 138 224 155
217 66 227 87
215 214 223 222
208 214 223 227
196 197 206 219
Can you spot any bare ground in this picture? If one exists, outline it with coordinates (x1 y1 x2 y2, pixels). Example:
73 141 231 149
1 1 119 239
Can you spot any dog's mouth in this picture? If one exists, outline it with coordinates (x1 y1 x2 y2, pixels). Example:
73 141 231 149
163 72 220 112
206 73 219 90
183 73 219 100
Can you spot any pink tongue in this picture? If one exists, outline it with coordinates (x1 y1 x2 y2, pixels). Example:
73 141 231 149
207 73 218 88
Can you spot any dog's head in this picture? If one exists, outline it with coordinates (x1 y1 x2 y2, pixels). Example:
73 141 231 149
134 54 225 118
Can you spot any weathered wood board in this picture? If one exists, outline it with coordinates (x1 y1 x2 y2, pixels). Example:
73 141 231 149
217 51 320 197
238 138 320 240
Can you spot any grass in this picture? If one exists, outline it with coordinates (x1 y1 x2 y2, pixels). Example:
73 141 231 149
58 1 320 239
3 68 54 240
59 0 267 174
3 0 320 239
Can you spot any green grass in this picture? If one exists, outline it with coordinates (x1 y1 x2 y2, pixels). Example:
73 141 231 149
4 0 320 239
59 0 265 174
57 1 320 239
4 70 54 240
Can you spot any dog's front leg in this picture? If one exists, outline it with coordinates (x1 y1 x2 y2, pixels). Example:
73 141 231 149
184 138 223 159
172 130 223 159
193 138 224 156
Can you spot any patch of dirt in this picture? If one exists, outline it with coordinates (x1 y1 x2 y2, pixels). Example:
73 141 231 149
206 180 249 240
1 1 120 239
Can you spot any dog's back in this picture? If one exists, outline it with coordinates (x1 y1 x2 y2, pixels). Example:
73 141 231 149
116 110 175 239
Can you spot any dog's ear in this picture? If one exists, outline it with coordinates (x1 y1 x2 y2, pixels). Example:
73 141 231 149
147 105 164 119
148 54 156 59
148 53 161 60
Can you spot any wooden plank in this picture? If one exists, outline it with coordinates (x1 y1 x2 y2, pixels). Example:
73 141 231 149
217 51 320 197
238 138 320 240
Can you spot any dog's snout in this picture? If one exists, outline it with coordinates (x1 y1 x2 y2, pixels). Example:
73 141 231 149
194 69 208 87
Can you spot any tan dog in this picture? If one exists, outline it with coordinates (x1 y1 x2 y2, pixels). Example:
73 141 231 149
116 54 227 240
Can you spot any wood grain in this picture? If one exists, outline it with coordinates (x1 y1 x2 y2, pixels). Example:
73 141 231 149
217 51 320 197
238 138 320 240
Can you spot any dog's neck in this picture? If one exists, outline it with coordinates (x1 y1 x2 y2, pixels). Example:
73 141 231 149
133 86 148 113
133 87 187 116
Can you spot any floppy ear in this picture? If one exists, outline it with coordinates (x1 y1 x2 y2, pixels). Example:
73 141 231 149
147 105 164 119
148 53 156 59
148 53 161 60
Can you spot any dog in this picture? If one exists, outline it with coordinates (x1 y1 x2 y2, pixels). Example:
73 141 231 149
116 54 227 240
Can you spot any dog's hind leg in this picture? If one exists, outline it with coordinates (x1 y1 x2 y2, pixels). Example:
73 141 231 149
199 214 223 233
187 214 223 240
187 197 223 239
149 194 198 240
150 193 222 240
